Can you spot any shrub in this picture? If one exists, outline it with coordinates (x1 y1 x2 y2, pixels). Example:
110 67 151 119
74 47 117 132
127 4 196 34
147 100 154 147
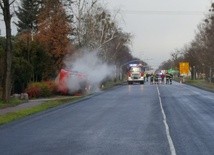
39 83 51 97
45 81 57 94
26 81 57 98
26 83 41 98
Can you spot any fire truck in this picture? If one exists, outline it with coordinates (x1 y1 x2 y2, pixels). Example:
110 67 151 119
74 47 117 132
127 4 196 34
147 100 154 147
127 64 145 84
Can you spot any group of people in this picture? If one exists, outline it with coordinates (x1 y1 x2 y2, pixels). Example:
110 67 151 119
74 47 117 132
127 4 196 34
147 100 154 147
146 72 173 85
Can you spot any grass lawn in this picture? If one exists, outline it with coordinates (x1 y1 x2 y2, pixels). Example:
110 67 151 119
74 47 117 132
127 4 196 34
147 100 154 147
0 96 81 126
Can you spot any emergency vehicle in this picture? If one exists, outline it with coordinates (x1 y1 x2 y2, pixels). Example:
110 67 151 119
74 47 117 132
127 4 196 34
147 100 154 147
127 64 145 84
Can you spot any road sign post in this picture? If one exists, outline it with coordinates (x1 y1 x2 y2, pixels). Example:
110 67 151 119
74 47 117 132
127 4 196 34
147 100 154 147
179 62 189 75
179 62 190 83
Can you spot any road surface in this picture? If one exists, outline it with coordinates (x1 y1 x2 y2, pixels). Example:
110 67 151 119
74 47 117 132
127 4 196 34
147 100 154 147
0 81 214 155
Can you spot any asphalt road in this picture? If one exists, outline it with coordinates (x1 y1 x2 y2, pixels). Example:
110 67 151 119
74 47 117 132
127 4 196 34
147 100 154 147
0 81 214 155
159 82 214 155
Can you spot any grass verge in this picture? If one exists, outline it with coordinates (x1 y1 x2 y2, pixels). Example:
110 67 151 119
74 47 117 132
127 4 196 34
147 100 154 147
0 96 81 126
0 98 24 109
185 79 214 92
174 77 214 92
101 79 124 90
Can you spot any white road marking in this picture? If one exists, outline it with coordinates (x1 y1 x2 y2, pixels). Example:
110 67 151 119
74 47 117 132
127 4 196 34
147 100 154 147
157 86 176 155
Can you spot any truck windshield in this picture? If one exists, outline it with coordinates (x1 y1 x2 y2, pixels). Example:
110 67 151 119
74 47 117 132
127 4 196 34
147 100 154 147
130 67 141 72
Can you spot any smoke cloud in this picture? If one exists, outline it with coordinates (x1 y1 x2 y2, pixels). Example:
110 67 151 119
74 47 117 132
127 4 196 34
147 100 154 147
63 49 115 94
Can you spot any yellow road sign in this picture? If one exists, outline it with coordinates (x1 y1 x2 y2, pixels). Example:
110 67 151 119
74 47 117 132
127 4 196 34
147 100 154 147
179 62 189 75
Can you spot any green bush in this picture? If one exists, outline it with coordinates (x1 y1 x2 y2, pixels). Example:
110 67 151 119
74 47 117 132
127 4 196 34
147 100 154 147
26 81 57 98
39 83 51 97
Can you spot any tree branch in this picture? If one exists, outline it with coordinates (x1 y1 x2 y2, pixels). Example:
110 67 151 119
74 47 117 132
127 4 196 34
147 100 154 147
98 32 117 49
9 0 16 6
0 1 4 10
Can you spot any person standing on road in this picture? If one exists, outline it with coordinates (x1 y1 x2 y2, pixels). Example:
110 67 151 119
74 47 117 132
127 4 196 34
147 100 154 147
155 73 159 84
146 73 149 82
150 73 154 84
166 72 170 84
165 72 173 84
161 73 165 84
169 73 173 84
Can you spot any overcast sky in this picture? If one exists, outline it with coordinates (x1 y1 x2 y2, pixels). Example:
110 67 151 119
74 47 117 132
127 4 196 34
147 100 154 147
0 0 212 69
102 0 212 69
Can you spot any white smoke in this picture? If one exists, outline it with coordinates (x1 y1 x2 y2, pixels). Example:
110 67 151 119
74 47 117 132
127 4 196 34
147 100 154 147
63 49 115 94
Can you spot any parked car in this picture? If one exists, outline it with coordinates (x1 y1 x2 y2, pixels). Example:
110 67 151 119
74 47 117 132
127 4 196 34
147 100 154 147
127 66 145 84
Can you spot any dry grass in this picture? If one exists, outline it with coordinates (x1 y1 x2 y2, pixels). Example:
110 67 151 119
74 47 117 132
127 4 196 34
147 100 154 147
185 79 214 92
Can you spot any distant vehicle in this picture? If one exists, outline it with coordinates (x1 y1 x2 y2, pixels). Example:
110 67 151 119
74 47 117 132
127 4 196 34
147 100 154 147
127 66 145 84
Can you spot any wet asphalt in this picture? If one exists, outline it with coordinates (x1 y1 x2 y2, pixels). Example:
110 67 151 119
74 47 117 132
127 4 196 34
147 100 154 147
0 81 214 155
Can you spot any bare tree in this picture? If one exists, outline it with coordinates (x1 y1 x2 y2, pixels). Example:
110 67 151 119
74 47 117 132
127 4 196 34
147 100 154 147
0 0 16 101
160 3 214 80
67 0 133 66
68 0 98 47
80 5 133 62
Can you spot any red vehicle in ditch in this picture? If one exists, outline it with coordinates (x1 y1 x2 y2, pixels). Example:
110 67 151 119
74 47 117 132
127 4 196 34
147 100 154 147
55 69 89 95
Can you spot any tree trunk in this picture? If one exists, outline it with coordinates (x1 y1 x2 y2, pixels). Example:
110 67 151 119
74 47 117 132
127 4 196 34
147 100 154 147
1 1 13 102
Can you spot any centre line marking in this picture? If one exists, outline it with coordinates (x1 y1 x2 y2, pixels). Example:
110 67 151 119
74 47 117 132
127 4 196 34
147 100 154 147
157 86 176 155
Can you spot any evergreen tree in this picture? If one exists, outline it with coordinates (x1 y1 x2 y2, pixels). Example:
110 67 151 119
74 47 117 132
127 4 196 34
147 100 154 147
15 0 40 33
12 0 45 92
